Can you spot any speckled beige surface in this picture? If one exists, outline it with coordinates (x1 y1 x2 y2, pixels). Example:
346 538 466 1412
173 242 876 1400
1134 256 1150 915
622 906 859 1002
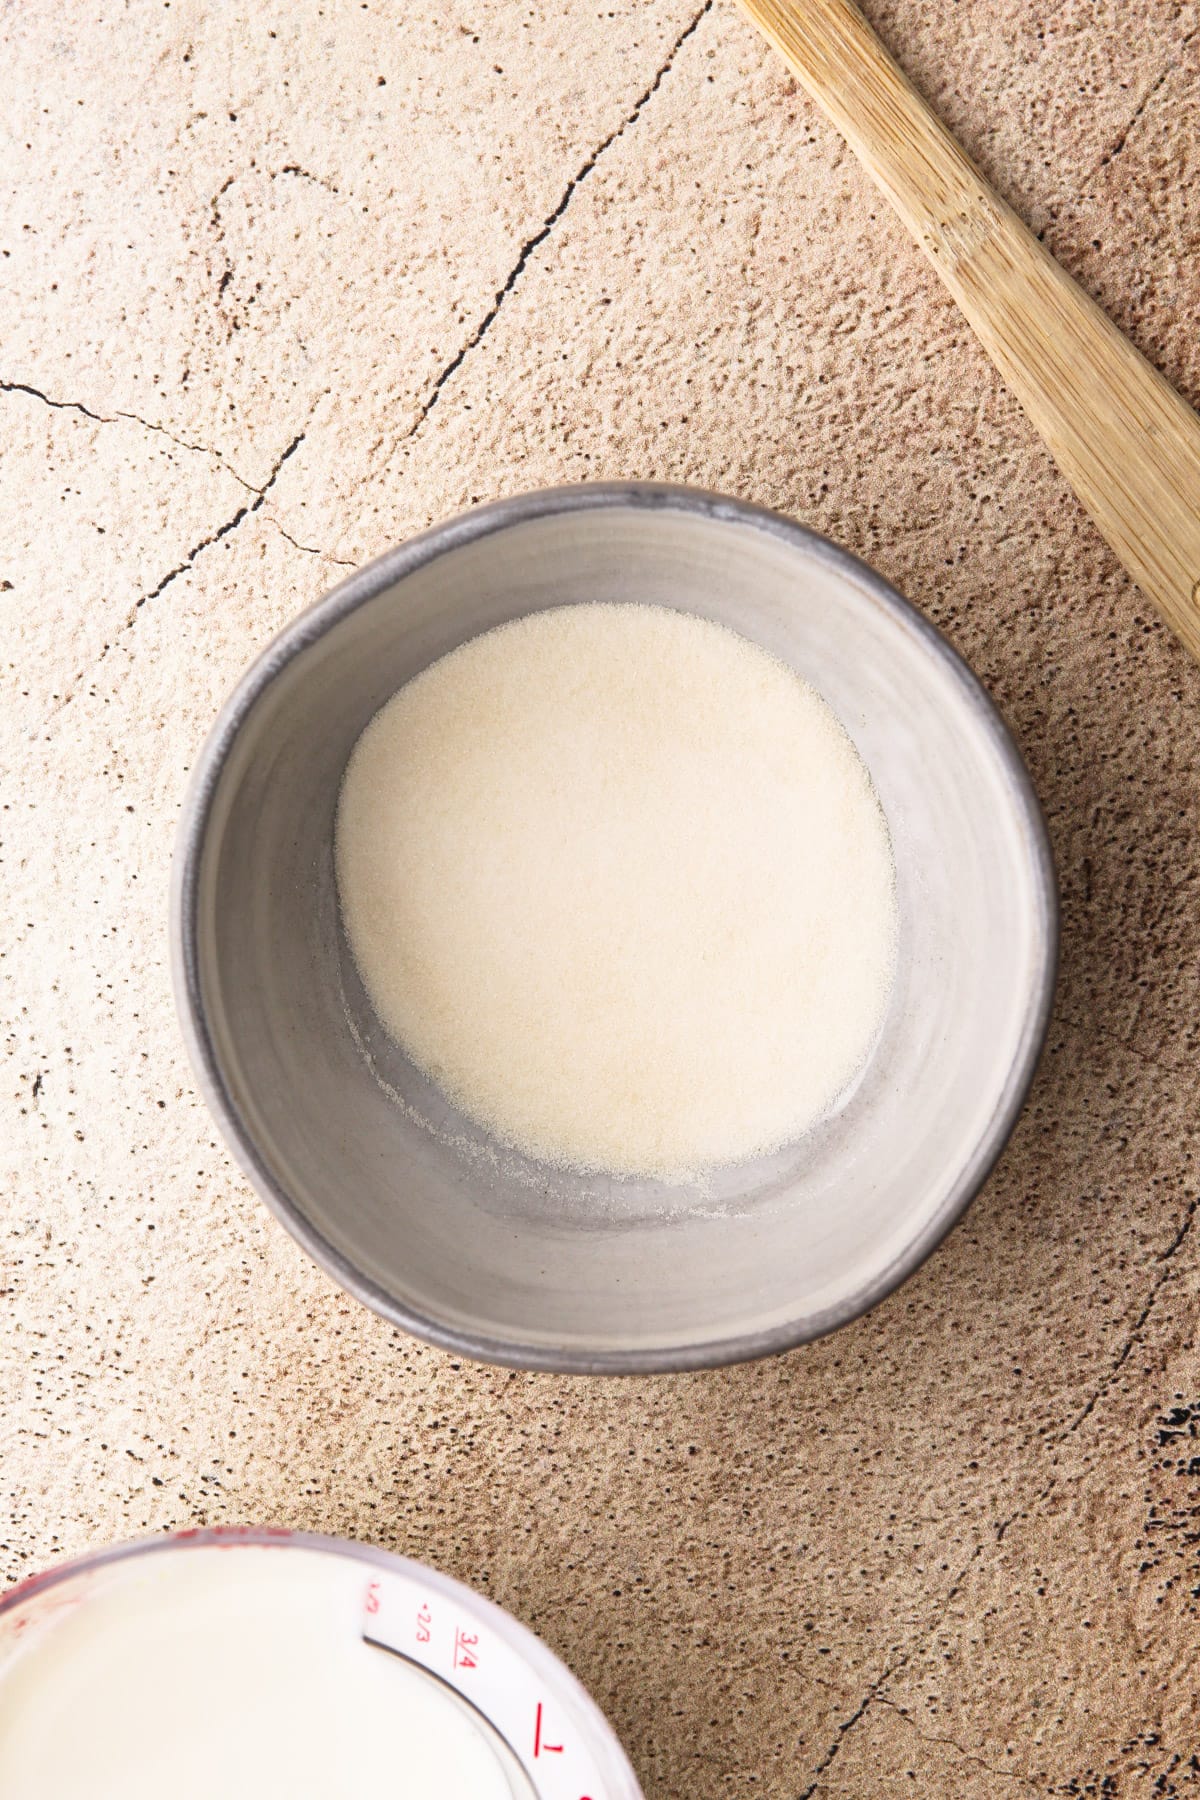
2 1 1199 1793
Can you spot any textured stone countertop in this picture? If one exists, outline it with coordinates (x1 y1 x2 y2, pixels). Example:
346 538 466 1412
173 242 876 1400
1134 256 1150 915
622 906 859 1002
3 1 1199 1794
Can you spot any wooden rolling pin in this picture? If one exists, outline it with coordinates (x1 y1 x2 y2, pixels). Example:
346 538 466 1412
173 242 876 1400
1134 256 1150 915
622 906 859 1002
736 0 1200 660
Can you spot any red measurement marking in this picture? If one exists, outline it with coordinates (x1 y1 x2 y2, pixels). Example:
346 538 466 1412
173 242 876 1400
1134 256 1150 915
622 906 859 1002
533 1702 563 1758
416 1604 432 1645
364 1581 381 1617
453 1627 478 1670
0 1583 84 1645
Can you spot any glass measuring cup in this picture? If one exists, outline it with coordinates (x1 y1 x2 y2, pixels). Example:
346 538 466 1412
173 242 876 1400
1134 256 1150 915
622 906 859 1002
0 1526 642 1800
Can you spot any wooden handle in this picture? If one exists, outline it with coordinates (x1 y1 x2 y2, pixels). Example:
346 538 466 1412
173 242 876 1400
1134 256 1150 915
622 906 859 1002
737 0 1200 660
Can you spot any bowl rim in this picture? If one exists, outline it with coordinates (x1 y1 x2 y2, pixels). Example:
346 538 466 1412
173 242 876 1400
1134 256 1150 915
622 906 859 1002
171 479 1059 1374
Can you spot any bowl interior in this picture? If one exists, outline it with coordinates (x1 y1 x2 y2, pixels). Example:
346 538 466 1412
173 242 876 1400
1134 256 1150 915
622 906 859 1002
181 492 1054 1368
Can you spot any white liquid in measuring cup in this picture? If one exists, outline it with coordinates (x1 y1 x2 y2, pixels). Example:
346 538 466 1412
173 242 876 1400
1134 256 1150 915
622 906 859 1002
0 1545 526 1799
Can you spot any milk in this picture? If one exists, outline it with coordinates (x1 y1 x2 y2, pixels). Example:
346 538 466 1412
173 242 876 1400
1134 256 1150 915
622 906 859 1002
0 1545 521 1799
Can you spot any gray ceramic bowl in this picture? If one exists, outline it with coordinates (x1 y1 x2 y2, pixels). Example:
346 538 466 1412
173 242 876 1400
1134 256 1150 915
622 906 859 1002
172 483 1057 1373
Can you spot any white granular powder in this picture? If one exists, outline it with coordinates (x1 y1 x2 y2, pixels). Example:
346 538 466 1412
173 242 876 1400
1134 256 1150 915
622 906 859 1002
336 603 897 1180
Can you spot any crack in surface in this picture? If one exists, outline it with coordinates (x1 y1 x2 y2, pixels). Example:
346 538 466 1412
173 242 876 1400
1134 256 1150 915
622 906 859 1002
875 1696 1041 1786
1097 24 1197 169
111 410 256 490
266 514 355 567
799 1190 1199 1790
132 429 304 615
12 6 712 641
1119 1034 1195 1081
1054 1191 1199 1443
209 172 238 323
395 0 713 449
0 375 256 490
43 431 305 724
275 162 340 196
794 1668 894 1799
0 379 106 423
